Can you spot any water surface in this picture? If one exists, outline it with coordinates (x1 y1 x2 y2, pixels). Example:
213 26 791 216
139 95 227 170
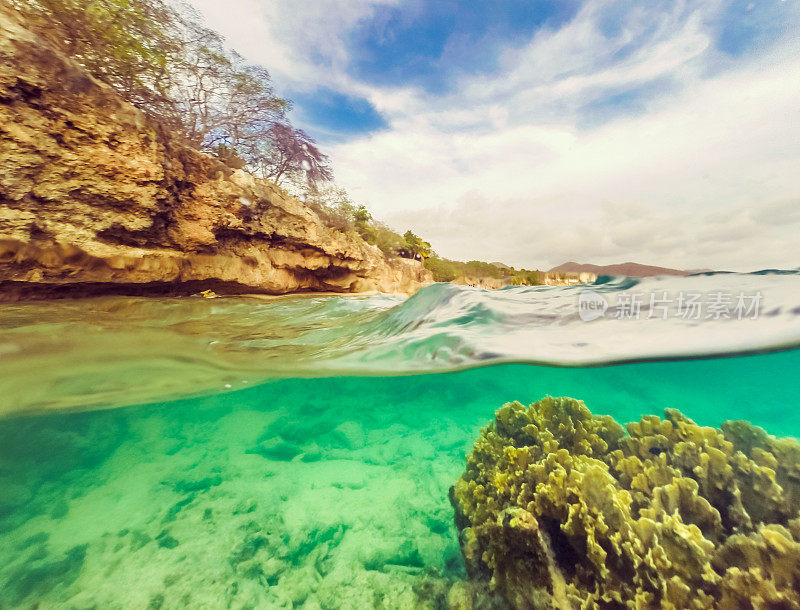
2 271 798 416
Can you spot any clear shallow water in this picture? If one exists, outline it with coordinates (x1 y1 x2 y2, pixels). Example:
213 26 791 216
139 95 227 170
1 274 799 608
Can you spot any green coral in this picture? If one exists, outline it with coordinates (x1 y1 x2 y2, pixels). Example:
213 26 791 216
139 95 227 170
450 397 800 609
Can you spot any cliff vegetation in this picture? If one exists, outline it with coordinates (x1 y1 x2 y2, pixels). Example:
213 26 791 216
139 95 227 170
0 2 432 299
6 0 448 264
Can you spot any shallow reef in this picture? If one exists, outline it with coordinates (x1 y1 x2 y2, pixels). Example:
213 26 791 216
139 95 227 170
450 396 800 609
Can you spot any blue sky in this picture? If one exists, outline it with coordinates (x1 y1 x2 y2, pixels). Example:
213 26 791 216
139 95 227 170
282 0 584 141
289 87 388 142
346 1 581 93
280 0 797 141
187 0 800 270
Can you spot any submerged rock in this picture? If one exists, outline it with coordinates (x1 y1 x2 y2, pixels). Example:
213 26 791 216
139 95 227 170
332 421 367 450
450 396 800 609
247 437 303 461
4 543 87 605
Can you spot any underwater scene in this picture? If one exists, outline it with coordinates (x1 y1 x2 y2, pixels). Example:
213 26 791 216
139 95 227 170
2 274 800 609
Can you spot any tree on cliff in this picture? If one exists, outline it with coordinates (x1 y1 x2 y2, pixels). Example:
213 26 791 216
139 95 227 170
12 0 331 188
253 123 333 187
302 184 361 232
401 231 432 260
9 0 444 262
173 35 288 151
14 0 185 128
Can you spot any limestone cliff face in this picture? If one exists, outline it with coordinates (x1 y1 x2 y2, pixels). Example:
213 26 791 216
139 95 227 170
0 7 431 301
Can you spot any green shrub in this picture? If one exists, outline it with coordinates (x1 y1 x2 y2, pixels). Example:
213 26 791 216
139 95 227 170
463 261 501 279
368 225 407 256
424 257 458 282
524 270 539 285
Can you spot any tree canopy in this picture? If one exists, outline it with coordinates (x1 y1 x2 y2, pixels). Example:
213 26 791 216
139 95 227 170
401 231 432 260
423 256 541 285
253 123 333 187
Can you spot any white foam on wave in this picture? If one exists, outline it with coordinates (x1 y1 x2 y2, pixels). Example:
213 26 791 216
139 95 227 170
340 271 800 369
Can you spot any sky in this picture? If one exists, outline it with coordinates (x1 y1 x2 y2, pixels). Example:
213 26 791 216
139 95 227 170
185 0 800 271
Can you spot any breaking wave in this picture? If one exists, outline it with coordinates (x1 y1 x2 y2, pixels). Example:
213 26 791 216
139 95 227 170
1 270 798 415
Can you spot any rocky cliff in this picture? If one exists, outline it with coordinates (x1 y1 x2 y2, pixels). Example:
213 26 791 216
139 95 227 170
0 7 431 301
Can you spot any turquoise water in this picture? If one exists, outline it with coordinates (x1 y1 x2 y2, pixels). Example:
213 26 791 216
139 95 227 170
2 352 800 608
1 277 799 608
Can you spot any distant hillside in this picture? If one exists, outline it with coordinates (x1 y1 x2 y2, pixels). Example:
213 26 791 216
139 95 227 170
549 261 690 277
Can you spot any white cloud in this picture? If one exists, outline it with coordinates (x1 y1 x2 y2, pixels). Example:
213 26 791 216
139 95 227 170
185 0 800 271
184 0 398 94
326 2 800 271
